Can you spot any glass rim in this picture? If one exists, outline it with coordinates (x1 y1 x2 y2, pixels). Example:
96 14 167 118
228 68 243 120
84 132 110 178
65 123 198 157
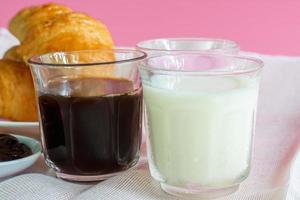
139 52 263 76
28 49 147 67
136 37 240 52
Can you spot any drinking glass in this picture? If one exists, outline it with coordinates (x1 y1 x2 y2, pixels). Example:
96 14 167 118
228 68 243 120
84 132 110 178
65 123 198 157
136 38 240 55
29 49 146 181
139 53 263 198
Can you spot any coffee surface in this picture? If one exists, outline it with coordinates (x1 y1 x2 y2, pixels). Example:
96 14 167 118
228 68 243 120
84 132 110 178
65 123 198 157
39 77 142 175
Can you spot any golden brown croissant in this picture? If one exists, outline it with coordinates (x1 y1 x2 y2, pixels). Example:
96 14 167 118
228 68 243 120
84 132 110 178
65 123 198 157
3 46 22 62
9 3 72 42
0 59 37 121
1 3 115 121
14 12 114 62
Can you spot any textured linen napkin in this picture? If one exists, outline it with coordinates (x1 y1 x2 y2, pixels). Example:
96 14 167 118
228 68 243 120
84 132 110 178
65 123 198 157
0 28 19 57
0 156 298 200
0 28 300 199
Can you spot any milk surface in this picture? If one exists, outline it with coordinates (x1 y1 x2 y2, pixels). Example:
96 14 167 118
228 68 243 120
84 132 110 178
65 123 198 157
144 75 259 187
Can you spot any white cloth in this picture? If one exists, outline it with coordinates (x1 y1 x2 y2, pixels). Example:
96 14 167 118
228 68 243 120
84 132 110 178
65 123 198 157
0 28 300 199
0 28 19 57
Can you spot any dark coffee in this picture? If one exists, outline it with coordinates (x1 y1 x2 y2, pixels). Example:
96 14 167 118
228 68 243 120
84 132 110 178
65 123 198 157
38 77 142 175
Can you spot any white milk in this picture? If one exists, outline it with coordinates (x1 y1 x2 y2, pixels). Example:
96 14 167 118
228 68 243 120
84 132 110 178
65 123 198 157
144 75 259 187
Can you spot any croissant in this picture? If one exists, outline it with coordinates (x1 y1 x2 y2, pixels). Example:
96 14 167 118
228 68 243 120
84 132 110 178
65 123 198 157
0 59 37 121
9 3 72 42
3 46 22 62
13 12 114 62
0 3 115 121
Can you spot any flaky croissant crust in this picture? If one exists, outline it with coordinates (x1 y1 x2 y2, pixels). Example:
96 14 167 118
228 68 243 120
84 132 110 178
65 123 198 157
0 3 114 121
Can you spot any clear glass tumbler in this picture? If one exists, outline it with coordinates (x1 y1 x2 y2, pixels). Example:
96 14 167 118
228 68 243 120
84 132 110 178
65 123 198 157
139 53 263 198
137 38 239 152
29 49 146 181
136 38 240 55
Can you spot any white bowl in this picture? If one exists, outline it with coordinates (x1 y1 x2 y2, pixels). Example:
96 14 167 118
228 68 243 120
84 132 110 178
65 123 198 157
0 120 39 138
0 134 42 178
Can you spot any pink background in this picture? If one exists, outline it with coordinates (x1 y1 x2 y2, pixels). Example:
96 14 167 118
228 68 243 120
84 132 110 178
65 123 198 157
1 0 300 56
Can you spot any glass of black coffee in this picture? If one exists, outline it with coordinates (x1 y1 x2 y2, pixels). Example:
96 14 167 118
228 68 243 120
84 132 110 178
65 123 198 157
28 49 146 181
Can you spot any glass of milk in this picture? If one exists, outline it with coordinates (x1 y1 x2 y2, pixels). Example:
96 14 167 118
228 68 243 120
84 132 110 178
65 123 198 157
137 38 239 148
139 53 263 198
